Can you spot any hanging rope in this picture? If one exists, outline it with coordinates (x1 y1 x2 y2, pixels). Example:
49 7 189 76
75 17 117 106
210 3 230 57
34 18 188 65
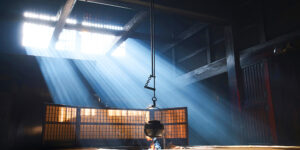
144 0 157 107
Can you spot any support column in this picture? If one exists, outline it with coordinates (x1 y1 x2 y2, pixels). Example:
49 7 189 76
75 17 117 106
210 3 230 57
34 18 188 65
75 108 81 146
224 25 244 143
224 25 243 111
206 27 212 64
171 33 176 76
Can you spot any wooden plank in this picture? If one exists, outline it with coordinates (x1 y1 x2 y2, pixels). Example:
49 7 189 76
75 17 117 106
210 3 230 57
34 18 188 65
240 30 300 61
177 30 300 86
106 11 148 55
206 27 212 63
49 0 77 49
176 58 227 86
224 25 242 111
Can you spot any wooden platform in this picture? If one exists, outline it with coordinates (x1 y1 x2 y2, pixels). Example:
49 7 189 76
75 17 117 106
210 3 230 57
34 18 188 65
184 146 300 150
56 145 300 150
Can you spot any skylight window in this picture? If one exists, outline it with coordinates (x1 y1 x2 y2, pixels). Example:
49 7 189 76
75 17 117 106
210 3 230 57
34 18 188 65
23 11 123 30
80 31 115 55
22 12 126 59
22 22 54 49
55 29 76 51
82 21 123 31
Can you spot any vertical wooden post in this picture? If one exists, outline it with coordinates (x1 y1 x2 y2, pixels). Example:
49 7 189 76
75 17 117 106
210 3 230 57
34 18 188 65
185 107 189 145
224 25 244 143
206 27 212 64
257 0 266 43
224 25 243 111
41 104 46 145
171 33 176 76
75 107 81 146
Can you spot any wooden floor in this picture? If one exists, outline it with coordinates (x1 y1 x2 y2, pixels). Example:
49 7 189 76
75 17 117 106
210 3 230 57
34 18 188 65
56 145 300 150
184 146 300 150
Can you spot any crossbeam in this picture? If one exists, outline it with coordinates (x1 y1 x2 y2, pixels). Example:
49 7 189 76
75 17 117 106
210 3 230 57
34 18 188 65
106 11 148 55
177 30 300 86
49 0 77 49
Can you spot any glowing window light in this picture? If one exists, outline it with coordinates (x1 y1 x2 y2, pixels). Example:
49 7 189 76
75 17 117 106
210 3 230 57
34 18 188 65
23 11 76 24
82 21 123 31
81 108 96 116
122 110 127 116
50 16 58 21
59 107 66 122
91 109 96 116
127 110 146 116
22 22 54 49
84 109 90 116
55 29 76 51
24 12 39 19
80 31 115 55
66 108 72 120
66 18 77 24
116 110 122 116
108 110 129 116
22 22 126 57
108 109 115 116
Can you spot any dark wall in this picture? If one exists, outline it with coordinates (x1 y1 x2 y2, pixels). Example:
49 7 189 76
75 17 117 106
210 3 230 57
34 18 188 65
0 54 52 149
234 0 300 51
269 50 300 145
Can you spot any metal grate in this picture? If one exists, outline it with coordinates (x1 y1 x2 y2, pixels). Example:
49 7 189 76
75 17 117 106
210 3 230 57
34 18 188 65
44 124 76 141
241 62 274 144
80 108 149 124
42 104 188 147
43 105 77 145
80 125 145 139
154 108 188 145
154 108 187 124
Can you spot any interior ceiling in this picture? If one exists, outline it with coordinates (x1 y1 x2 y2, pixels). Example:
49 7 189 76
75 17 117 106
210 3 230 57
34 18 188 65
8 0 237 25
0 0 240 46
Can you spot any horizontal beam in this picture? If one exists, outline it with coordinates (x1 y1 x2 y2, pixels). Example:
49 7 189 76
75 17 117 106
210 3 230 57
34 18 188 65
127 32 171 43
213 38 225 46
78 0 134 9
79 0 227 24
240 30 300 61
49 0 77 49
161 23 208 53
106 11 148 55
177 47 207 63
177 58 227 86
177 30 300 85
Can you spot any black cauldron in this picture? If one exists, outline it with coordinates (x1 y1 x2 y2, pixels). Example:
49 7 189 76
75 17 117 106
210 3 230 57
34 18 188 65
144 120 164 138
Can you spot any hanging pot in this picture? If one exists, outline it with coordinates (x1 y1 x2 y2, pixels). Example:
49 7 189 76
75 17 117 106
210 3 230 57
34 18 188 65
144 120 164 138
